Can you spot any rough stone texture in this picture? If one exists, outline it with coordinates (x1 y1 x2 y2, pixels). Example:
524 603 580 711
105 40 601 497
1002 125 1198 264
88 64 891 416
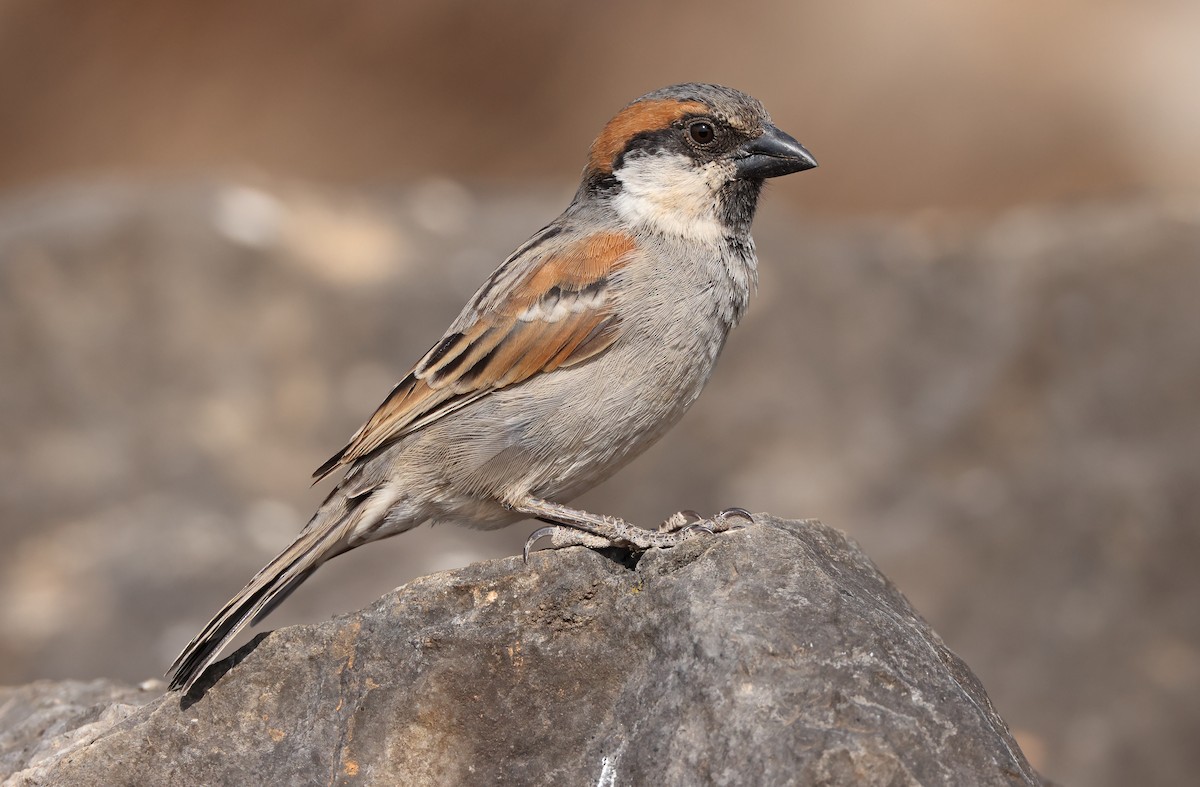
0 680 158 780
0 518 1039 786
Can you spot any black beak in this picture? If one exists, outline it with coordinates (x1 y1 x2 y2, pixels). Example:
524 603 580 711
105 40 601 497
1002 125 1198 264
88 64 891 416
734 124 818 180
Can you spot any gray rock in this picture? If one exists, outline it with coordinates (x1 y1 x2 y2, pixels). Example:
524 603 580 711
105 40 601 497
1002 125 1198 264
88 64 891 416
2 517 1039 786
0 679 158 781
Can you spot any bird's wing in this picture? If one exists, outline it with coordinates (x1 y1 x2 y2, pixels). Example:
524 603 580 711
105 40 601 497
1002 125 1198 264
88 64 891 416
313 228 636 481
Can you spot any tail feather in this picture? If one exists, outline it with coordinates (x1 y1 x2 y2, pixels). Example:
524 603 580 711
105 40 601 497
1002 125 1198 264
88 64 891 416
249 566 319 627
166 519 349 693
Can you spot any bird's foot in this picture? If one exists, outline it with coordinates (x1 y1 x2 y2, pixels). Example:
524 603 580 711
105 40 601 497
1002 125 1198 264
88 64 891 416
659 506 755 534
521 502 755 562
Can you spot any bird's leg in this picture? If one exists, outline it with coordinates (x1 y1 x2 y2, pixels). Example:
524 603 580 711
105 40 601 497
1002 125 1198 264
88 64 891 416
514 497 684 551
516 497 755 561
521 524 615 562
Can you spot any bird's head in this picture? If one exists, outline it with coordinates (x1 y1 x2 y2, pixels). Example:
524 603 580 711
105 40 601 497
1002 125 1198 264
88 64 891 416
580 83 816 240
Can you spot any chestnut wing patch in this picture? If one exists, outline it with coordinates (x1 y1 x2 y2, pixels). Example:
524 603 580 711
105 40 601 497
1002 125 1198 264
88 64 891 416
313 231 636 481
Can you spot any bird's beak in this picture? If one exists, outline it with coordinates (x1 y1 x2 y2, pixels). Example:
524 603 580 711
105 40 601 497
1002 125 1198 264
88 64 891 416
734 124 818 179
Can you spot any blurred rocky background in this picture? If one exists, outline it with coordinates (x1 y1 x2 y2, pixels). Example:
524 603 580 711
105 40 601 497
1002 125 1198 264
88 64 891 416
0 2 1197 786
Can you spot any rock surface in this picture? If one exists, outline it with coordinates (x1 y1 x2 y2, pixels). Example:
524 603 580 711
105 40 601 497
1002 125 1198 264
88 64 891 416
1 517 1038 786
0 679 157 781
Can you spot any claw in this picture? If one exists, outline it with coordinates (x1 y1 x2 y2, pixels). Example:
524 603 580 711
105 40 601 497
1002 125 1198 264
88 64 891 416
718 507 754 525
681 522 715 536
523 526 560 563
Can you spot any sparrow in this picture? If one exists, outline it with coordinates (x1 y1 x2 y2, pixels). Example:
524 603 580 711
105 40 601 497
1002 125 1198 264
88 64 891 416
168 83 816 692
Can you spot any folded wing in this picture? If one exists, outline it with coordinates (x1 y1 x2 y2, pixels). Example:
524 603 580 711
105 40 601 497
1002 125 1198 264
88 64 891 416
313 229 637 481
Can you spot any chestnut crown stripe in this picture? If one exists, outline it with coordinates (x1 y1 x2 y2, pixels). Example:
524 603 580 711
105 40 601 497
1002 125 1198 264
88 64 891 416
587 99 710 175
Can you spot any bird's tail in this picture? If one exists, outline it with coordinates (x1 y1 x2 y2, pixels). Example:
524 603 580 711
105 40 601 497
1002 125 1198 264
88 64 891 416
166 489 372 693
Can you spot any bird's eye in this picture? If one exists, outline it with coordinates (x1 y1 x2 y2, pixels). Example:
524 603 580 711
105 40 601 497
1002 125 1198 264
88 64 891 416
687 120 716 146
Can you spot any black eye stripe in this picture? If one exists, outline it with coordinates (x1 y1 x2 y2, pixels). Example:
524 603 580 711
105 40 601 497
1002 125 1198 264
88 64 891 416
612 128 679 164
594 117 738 184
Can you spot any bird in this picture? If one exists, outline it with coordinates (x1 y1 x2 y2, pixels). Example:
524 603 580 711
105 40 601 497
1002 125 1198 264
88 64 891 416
168 83 816 692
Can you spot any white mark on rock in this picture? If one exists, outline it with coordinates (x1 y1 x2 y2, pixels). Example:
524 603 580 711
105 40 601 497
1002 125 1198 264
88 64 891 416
596 754 618 787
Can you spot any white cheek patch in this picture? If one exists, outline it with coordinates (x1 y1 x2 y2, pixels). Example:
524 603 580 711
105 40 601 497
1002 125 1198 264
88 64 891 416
613 153 729 242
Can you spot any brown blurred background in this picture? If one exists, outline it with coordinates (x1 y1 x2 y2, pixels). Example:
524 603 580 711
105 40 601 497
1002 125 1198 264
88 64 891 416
2 1 1198 785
